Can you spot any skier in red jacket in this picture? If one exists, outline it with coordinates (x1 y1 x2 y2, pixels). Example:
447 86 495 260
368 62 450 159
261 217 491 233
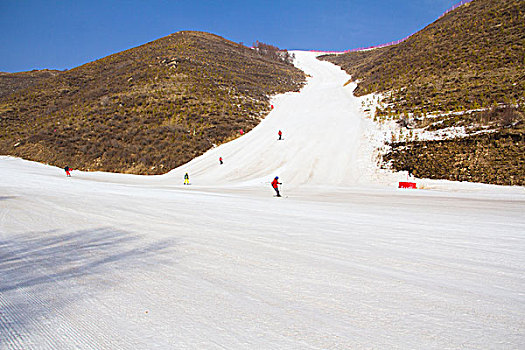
271 176 282 197
278 130 282 140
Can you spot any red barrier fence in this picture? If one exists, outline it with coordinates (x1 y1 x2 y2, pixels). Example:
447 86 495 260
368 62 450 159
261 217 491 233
399 182 417 189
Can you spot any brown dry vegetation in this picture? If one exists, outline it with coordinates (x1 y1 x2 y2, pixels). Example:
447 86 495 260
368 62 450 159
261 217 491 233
321 0 524 115
384 104 525 186
320 0 525 186
0 31 305 174
0 70 61 98
384 126 525 186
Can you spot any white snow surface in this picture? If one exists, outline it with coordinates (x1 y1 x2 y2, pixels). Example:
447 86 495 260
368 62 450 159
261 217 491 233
1 52 524 349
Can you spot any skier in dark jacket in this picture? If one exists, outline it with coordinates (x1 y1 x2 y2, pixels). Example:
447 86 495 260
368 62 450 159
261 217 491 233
184 172 190 185
64 166 72 177
271 176 282 197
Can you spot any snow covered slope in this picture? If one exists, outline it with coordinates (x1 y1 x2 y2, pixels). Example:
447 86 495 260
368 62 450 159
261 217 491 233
1 52 524 349
162 51 399 189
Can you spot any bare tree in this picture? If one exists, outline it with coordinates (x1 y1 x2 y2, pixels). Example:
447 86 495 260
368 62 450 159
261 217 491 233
253 41 294 65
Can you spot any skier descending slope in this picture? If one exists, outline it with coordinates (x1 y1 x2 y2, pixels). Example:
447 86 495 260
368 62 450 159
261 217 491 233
184 172 190 185
271 176 282 197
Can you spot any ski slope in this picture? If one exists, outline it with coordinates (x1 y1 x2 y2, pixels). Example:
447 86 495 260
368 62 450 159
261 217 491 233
169 51 374 188
1 52 524 349
75 51 400 191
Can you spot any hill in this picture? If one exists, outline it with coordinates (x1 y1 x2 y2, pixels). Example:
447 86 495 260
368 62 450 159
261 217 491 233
320 0 524 186
0 31 305 174
0 70 62 98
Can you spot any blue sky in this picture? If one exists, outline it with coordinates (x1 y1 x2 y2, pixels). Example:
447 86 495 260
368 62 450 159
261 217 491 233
0 0 459 72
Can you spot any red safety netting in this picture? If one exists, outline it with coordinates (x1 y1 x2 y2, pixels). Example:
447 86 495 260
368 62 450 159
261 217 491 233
311 0 474 54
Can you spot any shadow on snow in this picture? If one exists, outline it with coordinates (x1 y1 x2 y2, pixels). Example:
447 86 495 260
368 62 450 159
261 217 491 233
0 227 176 293
0 226 178 345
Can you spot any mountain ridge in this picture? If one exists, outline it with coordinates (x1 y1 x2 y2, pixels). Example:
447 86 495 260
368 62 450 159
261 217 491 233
0 31 306 174
320 0 524 186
